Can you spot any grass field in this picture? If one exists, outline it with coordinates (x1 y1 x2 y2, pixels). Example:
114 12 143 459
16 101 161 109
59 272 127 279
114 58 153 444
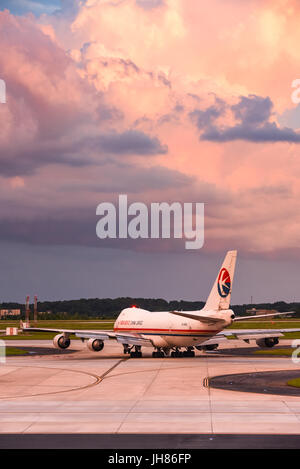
5 347 29 356
228 320 300 339
287 378 300 388
254 348 295 356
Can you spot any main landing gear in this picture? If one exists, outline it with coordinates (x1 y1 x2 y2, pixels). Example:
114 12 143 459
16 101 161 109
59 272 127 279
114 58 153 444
123 345 143 358
131 348 142 358
170 347 195 357
125 345 197 358
151 347 195 358
152 349 165 358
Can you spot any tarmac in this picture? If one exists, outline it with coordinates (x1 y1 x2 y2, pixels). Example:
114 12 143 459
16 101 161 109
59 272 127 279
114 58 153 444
1 339 300 436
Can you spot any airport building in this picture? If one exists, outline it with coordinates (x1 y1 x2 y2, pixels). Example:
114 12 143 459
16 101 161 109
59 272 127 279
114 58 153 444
246 308 293 318
0 309 21 318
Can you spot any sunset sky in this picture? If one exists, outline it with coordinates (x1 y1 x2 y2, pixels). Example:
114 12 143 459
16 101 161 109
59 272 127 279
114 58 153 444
0 0 299 303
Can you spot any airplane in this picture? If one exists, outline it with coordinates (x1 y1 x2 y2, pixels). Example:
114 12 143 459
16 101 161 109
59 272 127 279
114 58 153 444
24 250 300 358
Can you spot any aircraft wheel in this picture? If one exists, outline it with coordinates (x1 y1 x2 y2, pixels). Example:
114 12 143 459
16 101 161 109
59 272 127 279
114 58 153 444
184 350 195 357
131 351 142 358
152 351 164 358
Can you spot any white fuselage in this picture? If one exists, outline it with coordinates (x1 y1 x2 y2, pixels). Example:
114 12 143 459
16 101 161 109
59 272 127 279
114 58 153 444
114 307 233 348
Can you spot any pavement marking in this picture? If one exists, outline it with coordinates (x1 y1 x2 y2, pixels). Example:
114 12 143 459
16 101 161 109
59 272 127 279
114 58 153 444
99 358 129 381
3 341 300 435
0 359 128 400
203 377 209 388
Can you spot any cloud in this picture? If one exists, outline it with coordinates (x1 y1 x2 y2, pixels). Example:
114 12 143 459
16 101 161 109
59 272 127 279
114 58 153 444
0 162 225 250
202 122 300 143
189 99 225 130
191 94 300 143
62 164 194 193
96 130 168 155
1 1 300 265
231 95 273 126
0 11 104 173
0 11 170 178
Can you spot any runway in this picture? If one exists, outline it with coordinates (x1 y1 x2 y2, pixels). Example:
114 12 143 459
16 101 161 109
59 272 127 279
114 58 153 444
1 339 300 436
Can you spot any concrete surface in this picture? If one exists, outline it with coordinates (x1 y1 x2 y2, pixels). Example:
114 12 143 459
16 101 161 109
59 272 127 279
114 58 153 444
1 339 300 434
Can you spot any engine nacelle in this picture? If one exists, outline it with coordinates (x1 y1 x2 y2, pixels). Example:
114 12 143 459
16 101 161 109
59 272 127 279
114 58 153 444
87 338 104 352
196 344 219 351
150 336 170 348
256 337 279 348
53 333 71 349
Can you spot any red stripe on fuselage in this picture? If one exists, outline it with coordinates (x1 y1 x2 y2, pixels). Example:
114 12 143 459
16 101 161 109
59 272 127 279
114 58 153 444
114 327 219 333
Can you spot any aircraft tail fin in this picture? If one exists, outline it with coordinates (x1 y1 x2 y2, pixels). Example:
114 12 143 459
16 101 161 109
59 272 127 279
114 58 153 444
203 250 237 311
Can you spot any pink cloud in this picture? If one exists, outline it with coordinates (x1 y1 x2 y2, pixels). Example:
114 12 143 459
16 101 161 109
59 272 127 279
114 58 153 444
0 2 300 259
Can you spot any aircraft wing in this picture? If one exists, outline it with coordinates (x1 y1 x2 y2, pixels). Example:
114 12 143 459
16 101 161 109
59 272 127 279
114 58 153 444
234 311 295 321
220 327 300 341
75 331 152 347
169 311 227 324
199 327 300 348
23 327 153 347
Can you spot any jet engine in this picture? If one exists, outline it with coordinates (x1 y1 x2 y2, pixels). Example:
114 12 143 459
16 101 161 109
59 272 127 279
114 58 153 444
53 333 71 349
87 338 104 352
256 337 279 348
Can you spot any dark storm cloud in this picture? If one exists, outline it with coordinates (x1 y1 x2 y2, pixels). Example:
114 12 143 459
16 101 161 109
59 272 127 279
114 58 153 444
0 172 225 249
231 95 273 125
191 94 300 143
202 122 300 143
61 164 195 194
0 138 95 177
96 130 168 155
0 211 97 247
0 127 168 177
189 104 225 130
